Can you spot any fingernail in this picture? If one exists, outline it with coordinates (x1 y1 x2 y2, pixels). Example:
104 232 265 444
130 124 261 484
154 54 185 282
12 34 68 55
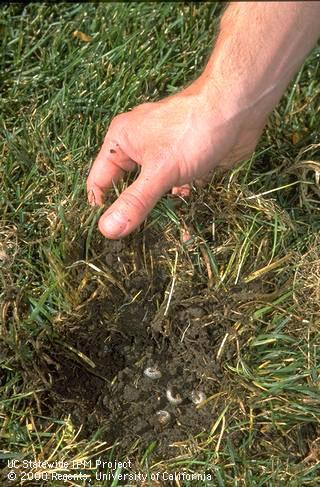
102 212 128 238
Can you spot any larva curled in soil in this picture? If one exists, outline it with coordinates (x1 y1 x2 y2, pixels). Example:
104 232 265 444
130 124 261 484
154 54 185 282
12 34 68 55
166 388 183 405
143 366 162 380
190 390 206 405
156 410 171 426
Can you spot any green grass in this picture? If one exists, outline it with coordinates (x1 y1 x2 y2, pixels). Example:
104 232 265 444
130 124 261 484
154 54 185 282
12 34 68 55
1 2 320 486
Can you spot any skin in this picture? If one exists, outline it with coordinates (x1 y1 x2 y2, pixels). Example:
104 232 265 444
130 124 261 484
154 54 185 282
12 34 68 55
87 2 320 240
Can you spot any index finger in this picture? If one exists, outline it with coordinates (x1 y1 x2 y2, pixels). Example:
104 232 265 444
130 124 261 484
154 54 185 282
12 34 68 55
86 137 136 206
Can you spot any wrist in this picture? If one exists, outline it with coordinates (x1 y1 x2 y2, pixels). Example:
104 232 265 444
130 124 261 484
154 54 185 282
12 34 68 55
188 70 271 132
196 66 276 124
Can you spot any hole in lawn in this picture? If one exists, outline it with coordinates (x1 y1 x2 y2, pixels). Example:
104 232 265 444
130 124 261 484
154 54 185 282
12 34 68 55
39 225 240 457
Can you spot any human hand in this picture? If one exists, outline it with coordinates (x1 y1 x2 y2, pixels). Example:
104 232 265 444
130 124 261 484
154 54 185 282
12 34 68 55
87 0 320 240
86 83 265 239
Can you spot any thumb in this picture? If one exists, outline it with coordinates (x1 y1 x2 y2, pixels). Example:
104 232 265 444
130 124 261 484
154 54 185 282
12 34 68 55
98 165 173 239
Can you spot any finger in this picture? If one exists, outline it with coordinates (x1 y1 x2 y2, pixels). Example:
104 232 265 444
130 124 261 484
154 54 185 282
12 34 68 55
87 138 136 206
98 165 173 239
171 184 191 198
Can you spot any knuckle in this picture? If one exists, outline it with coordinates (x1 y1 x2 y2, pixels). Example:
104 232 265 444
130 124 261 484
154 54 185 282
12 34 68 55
106 113 130 144
121 190 149 215
111 112 124 125
109 112 127 132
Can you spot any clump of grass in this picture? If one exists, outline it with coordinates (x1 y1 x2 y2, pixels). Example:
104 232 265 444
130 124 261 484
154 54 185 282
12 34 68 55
294 234 320 318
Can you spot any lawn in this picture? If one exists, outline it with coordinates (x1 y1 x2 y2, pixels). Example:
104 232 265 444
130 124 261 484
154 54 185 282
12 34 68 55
1 2 320 486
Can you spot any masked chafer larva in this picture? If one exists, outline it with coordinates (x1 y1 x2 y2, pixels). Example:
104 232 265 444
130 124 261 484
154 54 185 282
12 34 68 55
156 410 171 425
166 388 183 405
190 391 206 405
143 366 162 380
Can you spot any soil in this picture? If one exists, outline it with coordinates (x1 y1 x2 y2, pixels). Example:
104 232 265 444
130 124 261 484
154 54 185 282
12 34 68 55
38 208 267 458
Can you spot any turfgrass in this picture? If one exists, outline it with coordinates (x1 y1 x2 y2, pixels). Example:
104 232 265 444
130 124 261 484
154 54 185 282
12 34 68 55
1 2 320 486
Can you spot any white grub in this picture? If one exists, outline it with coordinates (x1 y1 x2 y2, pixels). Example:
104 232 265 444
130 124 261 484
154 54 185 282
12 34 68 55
166 388 183 405
190 390 206 405
143 366 162 380
156 410 171 426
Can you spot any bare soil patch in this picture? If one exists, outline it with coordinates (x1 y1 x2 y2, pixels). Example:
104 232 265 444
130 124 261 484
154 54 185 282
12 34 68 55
39 218 253 457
